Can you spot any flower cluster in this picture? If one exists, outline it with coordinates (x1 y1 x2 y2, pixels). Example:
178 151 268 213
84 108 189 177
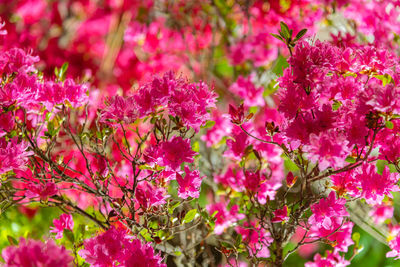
2 1 400 267
79 227 166 267
2 238 73 267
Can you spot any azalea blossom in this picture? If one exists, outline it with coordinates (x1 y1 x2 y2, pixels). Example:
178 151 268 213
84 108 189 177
2 238 73 267
176 166 204 199
308 192 348 230
50 214 74 239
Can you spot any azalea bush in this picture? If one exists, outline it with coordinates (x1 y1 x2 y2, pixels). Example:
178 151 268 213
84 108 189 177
2 1 400 266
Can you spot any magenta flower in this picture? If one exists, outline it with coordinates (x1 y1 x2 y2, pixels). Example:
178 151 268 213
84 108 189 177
257 180 281 204
38 79 88 110
168 81 217 131
243 170 263 192
311 219 354 253
50 214 74 239
286 172 297 188
79 227 166 267
135 181 168 209
236 222 273 258
145 136 197 170
206 202 245 235
224 128 249 160
0 48 39 75
369 203 394 224
25 182 58 201
78 227 128 267
331 170 360 198
308 192 348 230
229 75 265 107
305 130 350 170
214 165 246 192
132 72 216 131
387 227 400 260
201 110 232 147
387 236 400 260
271 205 289 223
305 250 349 267
99 95 139 125
0 137 33 175
2 238 73 267
356 164 399 205
122 239 166 267
176 166 204 199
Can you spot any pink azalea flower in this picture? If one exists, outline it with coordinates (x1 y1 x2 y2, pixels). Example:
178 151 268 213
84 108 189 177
308 192 348 230
331 170 360 198
229 75 265 107
176 166 204 199
25 182 58 201
271 205 289 223
99 95 138 125
145 136 197 171
2 238 73 267
377 125 400 163
135 181 168 209
0 137 33 175
236 222 273 258
50 214 74 239
243 170 263 192
78 227 128 267
305 130 350 170
0 111 15 136
257 180 281 204
305 250 349 267
201 110 232 147
286 172 297 188
288 40 340 92
0 48 39 75
369 203 394 224
356 164 399 205
311 220 354 253
224 127 249 160
168 81 216 131
133 72 216 131
206 202 245 235
214 165 245 192
38 79 88 110
0 72 40 109
387 227 400 260
122 239 166 267
79 227 165 267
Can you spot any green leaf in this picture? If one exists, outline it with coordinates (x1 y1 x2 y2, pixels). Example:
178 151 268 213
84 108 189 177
168 201 180 214
7 235 18 246
345 156 356 163
294 28 308 41
235 234 242 247
183 209 197 223
376 160 388 174
201 120 216 129
386 121 394 129
192 141 200 153
211 210 219 218
139 228 153 242
352 232 361 247
63 229 75 243
270 33 284 42
332 100 342 111
280 21 291 40
174 250 182 256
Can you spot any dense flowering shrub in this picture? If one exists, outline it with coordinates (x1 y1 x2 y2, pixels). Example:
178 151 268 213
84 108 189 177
2 1 400 267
